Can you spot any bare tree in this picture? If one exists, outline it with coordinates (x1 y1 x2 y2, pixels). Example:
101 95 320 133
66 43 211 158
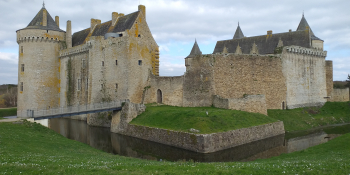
3 86 17 107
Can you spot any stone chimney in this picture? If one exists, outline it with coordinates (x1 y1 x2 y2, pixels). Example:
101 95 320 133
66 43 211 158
267 30 272 35
55 16 59 27
91 19 101 32
289 29 292 32
119 13 125 17
138 5 146 19
112 12 119 26
66 20 72 48
43 9 47 26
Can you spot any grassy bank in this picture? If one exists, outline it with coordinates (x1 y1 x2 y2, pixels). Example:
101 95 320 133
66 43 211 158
130 105 278 134
0 121 349 174
0 107 16 119
268 101 350 132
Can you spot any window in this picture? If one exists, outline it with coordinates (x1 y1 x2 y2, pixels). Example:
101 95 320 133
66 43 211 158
138 34 141 38
138 60 142 66
20 46 23 53
77 79 81 90
115 60 118 65
101 84 104 89
86 78 88 90
21 64 24 72
102 61 104 66
82 59 86 69
115 83 118 89
119 34 123 37
20 82 23 91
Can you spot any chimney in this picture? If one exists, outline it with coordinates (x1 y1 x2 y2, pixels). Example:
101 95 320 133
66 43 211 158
289 29 292 32
91 19 101 32
119 13 125 17
267 30 272 35
66 20 72 48
43 9 47 26
112 12 119 26
55 16 59 27
138 5 146 19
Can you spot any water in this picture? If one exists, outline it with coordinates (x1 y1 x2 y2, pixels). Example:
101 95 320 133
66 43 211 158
49 118 348 162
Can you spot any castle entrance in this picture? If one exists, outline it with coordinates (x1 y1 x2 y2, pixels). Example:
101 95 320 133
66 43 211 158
157 89 162 103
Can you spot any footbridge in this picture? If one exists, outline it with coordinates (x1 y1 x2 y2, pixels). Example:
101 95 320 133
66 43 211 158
19 100 127 120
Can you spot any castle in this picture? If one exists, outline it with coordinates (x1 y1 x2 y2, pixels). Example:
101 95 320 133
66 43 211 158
16 4 348 122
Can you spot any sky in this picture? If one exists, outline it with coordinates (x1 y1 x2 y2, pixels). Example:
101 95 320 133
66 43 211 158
0 0 349 85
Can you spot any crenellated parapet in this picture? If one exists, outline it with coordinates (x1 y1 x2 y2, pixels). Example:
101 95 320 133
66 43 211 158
17 35 62 44
59 42 92 57
285 46 327 57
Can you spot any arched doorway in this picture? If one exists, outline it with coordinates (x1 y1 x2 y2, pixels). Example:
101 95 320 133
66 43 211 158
157 89 162 103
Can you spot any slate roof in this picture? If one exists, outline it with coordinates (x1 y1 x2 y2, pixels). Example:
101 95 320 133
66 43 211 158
18 7 64 32
213 30 311 55
72 11 140 47
186 40 202 58
233 23 244 39
296 14 322 41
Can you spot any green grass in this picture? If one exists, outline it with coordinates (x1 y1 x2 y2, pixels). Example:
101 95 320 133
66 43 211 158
130 104 278 134
0 107 16 119
0 121 349 174
268 101 350 132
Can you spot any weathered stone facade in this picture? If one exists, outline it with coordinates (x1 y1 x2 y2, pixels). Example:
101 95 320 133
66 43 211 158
329 88 349 102
17 4 335 119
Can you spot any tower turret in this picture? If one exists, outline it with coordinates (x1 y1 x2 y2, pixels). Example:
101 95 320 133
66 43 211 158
296 13 324 50
16 4 66 117
185 40 202 70
233 22 244 39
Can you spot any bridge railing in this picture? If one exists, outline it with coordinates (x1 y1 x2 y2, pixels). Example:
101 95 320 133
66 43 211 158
19 99 127 118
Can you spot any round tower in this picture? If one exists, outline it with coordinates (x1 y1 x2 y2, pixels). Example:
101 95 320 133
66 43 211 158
16 4 66 117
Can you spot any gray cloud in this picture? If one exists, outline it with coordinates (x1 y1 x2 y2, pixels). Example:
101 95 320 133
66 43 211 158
0 0 349 83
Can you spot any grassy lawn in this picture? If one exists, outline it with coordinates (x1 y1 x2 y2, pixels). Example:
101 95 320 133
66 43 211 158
268 101 350 132
130 104 278 134
0 121 349 174
0 107 16 119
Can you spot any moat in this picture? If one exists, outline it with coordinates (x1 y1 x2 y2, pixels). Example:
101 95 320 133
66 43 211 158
49 118 348 162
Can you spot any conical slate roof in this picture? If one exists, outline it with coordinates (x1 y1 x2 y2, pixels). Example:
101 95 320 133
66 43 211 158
18 6 64 32
186 40 202 58
296 14 321 40
233 23 244 39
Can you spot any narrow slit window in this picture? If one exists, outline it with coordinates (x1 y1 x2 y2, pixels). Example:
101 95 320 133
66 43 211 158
138 60 142 66
115 60 118 65
78 79 81 91
82 59 86 69
115 83 118 89
86 78 88 89
20 46 23 53
101 84 104 89
102 61 104 67
20 82 23 91
21 64 24 72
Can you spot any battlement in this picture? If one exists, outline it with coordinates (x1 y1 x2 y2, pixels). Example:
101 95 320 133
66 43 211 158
59 42 91 57
17 36 62 44
285 46 327 57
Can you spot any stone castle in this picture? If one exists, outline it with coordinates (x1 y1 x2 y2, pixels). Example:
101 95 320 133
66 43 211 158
16 4 349 121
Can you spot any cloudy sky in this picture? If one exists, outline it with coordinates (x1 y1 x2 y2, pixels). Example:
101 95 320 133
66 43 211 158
0 0 349 84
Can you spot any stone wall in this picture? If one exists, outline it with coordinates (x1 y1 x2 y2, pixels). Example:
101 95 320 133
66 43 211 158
213 95 267 115
282 46 328 109
329 88 349 102
111 102 285 153
182 54 286 109
325 60 333 98
143 74 184 106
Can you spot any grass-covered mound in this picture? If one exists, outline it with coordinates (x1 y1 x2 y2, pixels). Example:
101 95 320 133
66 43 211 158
268 101 350 132
0 121 350 174
0 107 16 119
130 104 278 134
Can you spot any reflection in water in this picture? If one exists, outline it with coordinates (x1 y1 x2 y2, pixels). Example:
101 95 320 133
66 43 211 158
49 118 344 162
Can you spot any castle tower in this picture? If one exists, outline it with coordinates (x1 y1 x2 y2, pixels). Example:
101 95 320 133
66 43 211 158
185 40 202 69
297 13 324 50
16 4 66 117
233 22 244 39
